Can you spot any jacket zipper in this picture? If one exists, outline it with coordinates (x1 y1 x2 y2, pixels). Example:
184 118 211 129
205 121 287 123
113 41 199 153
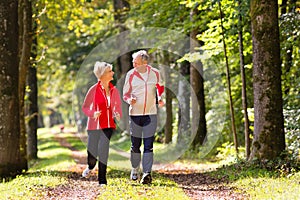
100 85 111 128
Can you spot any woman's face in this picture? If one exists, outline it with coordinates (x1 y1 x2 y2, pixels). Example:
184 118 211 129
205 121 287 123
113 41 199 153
101 67 114 81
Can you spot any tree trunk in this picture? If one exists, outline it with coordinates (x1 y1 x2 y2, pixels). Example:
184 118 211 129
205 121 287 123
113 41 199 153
218 1 238 154
26 7 38 160
18 0 32 169
237 0 251 160
0 0 24 177
164 67 173 144
26 65 38 160
190 5 207 150
113 0 131 75
250 0 285 160
113 0 131 133
177 61 190 143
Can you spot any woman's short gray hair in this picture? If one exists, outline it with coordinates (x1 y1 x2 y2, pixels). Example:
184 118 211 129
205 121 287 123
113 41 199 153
93 61 112 79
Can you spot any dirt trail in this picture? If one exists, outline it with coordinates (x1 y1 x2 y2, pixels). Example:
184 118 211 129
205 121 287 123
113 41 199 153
42 131 248 200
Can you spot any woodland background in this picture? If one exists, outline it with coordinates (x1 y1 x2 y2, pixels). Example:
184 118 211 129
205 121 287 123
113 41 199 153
0 0 299 178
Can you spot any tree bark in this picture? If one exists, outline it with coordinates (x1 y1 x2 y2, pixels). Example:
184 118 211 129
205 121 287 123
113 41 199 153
177 61 190 143
113 0 131 75
0 0 24 177
250 0 285 160
113 0 131 133
237 0 251 160
26 5 38 160
164 66 173 144
18 0 33 169
218 1 238 154
190 4 207 150
26 65 38 160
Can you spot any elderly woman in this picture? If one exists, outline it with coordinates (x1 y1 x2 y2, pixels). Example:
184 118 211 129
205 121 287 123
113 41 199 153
81 61 122 186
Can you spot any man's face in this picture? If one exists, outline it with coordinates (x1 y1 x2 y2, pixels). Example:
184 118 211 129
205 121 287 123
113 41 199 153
133 56 143 68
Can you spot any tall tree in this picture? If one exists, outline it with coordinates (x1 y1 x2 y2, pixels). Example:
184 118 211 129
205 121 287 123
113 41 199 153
237 0 251 159
18 0 32 170
177 60 190 144
250 0 285 160
26 25 38 160
190 3 207 150
0 0 25 177
113 0 131 133
218 1 238 154
113 0 131 76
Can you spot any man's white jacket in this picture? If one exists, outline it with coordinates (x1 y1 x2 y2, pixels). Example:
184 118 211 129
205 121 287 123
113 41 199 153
123 65 164 116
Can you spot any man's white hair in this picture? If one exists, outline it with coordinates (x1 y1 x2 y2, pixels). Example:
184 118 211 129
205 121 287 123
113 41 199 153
132 50 149 61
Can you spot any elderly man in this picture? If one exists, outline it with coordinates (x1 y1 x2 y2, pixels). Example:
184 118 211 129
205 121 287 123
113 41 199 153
123 50 164 184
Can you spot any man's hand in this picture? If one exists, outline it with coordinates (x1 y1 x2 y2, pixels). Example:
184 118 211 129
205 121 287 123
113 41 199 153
130 95 137 105
158 100 164 108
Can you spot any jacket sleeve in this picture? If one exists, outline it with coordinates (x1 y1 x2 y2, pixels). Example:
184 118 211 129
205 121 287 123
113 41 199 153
112 88 122 118
156 70 165 100
82 86 95 118
122 72 131 104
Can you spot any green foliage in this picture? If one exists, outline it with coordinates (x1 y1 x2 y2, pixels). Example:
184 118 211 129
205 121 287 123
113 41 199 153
35 0 300 162
216 142 245 162
280 8 300 162
280 10 300 109
36 0 115 123
128 0 190 32
284 109 300 160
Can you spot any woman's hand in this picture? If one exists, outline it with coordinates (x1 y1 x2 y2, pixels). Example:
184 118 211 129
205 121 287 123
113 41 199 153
113 112 121 121
94 111 101 120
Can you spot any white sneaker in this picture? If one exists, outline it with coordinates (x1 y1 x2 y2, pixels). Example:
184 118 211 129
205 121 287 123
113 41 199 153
82 167 90 177
130 167 140 181
140 172 152 184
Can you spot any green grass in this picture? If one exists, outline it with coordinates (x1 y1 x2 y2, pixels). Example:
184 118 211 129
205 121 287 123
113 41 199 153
0 127 189 200
199 159 300 200
0 128 74 200
234 173 300 199
2 127 299 200
99 168 189 200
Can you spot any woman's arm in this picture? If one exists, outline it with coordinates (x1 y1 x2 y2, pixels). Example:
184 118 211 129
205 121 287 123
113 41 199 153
82 86 96 117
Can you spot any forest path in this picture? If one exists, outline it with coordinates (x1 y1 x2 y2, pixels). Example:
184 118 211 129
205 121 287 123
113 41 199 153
41 131 248 200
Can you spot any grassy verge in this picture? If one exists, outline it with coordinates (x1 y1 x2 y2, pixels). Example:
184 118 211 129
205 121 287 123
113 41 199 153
0 128 75 200
0 127 189 200
183 158 300 200
2 127 299 199
62 130 190 200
